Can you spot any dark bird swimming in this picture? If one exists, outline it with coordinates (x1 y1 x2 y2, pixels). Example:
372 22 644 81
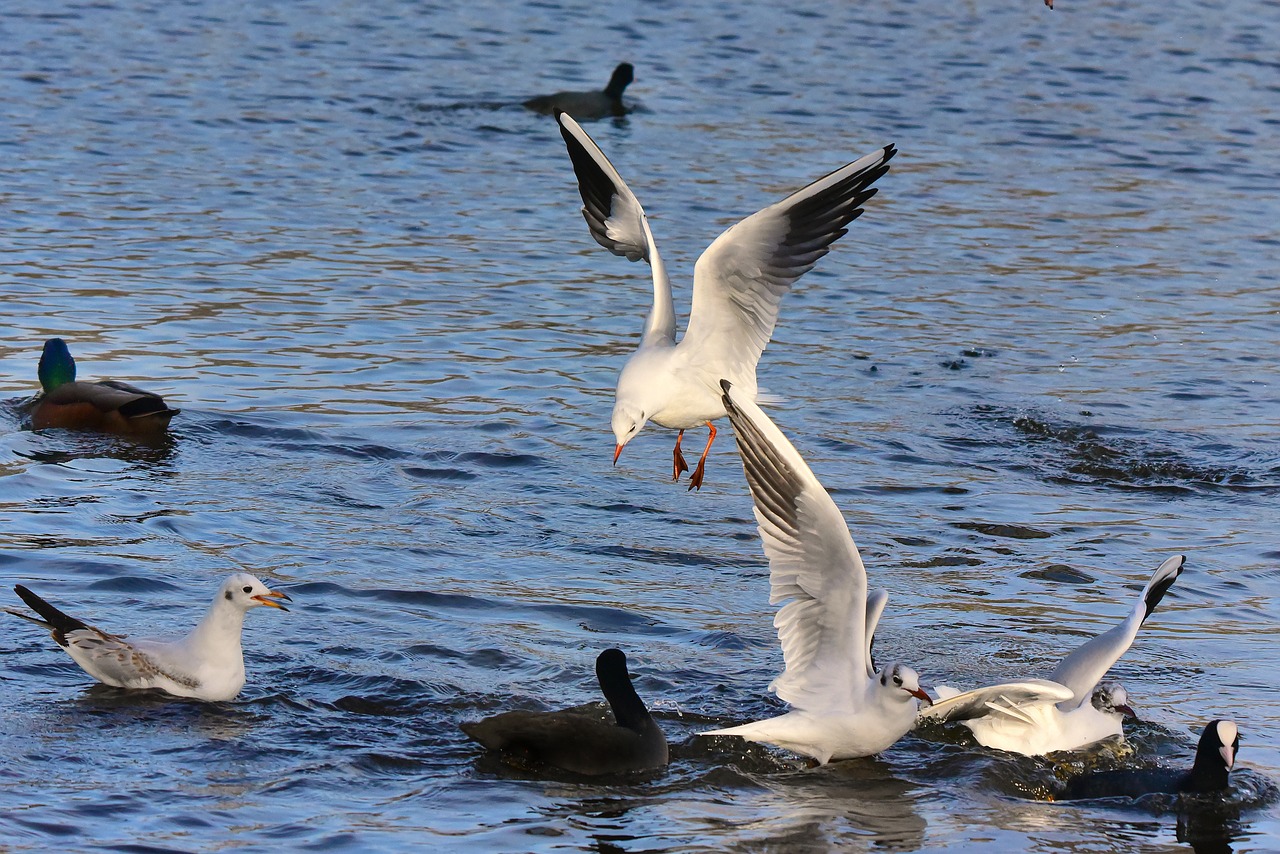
523 62 634 119
461 648 668 776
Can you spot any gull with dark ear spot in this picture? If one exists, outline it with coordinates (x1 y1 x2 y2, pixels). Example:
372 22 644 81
699 382 929 764
6 573 290 701
26 338 179 435
1060 720 1240 799
461 648 668 776
555 112 895 490
523 63 634 120
920 555 1184 755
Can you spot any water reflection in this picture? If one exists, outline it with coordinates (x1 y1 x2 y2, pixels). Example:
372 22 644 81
745 764 928 852
14 433 178 471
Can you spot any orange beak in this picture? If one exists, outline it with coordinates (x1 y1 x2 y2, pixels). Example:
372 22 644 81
909 686 933 706
613 443 624 465
253 589 292 611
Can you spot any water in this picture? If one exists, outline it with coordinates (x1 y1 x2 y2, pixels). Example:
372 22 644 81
1 0 1278 850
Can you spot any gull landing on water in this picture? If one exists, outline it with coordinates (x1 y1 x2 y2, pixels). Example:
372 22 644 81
700 382 929 764
555 111 895 490
7 573 290 702
920 555 1184 756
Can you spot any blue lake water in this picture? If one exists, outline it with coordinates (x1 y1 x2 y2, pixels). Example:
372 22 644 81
1 0 1278 850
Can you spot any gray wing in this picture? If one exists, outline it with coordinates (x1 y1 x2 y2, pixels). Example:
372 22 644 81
919 680 1075 723
721 381 870 712
1048 555 1184 711
556 111 675 346
682 145 895 381
63 631 199 690
864 588 888 678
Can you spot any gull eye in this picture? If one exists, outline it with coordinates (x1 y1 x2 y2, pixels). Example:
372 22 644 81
242 586 253 594
893 674 903 686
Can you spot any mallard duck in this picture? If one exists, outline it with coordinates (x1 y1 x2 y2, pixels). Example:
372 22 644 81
27 338 179 434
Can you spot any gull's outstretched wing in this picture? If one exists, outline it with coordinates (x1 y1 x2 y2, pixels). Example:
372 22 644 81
721 381 869 712
919 679 1075 723
556 111 675 346
864 588 888 678
1048 555 1184 710
684 146 895 381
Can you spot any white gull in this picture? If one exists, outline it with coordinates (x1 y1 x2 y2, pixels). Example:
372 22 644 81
700 381 929 764
919 555 1184 755
555 111 895 489
7 573 291 702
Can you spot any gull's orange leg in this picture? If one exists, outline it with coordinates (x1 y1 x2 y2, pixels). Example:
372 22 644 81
687 421 717 491
672 430 689 481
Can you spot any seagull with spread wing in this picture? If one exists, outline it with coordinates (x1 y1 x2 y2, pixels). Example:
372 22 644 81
700 381 929 764
555 111 895 489
919 555 1184 755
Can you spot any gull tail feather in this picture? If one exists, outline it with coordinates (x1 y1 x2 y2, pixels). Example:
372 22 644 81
4 607 51 629
11 585 90 643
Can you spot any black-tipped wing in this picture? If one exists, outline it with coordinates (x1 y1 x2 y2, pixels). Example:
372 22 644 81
555 111 676 344
1049 555 1185 709
10 585 196 690
683 146 895 381
557 112 648 262
721 381 869 712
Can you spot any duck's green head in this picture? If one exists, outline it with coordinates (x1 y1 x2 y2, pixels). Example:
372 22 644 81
37 338 76 392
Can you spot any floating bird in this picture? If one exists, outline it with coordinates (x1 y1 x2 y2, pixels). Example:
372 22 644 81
523 63 634 119
7 574 290 701
555 112 895 490
1060 720 1240 799
26 338 179 434
919 555 1184 755
461 648 668 775
700 382 929 764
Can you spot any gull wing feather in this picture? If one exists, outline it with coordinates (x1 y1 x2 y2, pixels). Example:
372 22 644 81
918 679 1074 723
683 146 895 382
63 630 198 690
721 381 868 712
1048 555 1184 710
8 585 198 691
864 588 888 678
556 111 675 346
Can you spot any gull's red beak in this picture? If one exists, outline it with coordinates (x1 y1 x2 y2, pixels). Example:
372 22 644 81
1114 703 1137 720
613 443 624 465
253 589 292 612
909 686 933 706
